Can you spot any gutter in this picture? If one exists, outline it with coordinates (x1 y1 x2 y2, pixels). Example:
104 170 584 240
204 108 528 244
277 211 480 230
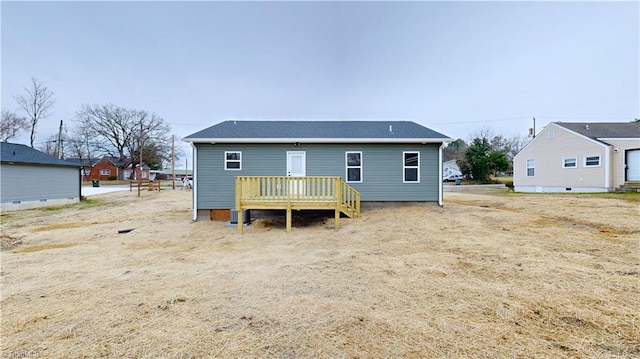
183 137 453 144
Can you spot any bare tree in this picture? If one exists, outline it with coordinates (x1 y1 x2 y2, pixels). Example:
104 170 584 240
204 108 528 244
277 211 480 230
76 104 133 164
76 104 172 172
127 112 172 169
14 78 56 147
39 134 59 157
66 122 99 162
1 109 29 142
503 134 529 162
443 138 468 162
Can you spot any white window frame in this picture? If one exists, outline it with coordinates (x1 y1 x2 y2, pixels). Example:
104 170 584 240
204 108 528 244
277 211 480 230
224 151 242 170
100 169 111 176
584 155 601 168
562 157 577 169
403 151 420 183
548 129 556 139
345 151 363 183
526 159 535 177
141 171 147 179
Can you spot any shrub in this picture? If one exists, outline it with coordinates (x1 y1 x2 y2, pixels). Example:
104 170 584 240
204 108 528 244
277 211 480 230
505 181 514 190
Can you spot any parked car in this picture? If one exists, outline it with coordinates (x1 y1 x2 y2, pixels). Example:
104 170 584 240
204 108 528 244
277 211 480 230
443 174 463 182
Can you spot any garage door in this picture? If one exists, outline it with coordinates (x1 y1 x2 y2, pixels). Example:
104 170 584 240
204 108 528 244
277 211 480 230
627 149 640 181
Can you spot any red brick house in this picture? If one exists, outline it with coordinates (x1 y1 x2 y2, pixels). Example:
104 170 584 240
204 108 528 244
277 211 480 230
69 156 151 181
90 156 125 180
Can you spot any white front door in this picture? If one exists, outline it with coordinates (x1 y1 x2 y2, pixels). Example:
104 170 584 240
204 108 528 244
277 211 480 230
627 149 640 181
287 151 306 177
287 151 306 196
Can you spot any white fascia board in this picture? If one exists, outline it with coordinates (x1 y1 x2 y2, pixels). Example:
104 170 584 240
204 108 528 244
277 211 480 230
597 138 640 141
183 137 453 144
513 123 553 161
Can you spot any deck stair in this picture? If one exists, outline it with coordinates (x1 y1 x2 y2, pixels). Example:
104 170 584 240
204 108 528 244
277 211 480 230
616 182 640 192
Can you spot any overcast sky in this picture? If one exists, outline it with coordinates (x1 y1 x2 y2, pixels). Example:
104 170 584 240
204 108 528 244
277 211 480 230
2 1 638 166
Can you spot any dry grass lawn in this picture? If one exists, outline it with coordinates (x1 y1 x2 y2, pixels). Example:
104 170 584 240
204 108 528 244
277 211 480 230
1 188 639 358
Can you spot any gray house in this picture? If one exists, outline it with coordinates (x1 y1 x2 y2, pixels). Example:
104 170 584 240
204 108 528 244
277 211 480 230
1 142 81 210
183 120 451 222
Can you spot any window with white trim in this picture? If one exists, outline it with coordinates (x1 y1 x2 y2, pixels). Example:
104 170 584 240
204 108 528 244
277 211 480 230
548 129 556 139
563 157 577 168
584 155 600 167
345 152 362 183
225 151 242 170
141 171 147 178
100 169 111 176
403 152 420 183
526 159 535 177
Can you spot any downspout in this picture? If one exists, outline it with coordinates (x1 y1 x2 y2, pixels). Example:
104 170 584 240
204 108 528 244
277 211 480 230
79 167 83 201
438 143 444 206
604 145 611 191
191 143 198 221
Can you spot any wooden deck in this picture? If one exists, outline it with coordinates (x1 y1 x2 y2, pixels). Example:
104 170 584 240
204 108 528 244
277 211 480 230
235 176 360 233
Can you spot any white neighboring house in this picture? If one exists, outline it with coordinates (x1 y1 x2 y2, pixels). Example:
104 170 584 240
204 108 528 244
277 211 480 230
442 160 463 181
513 122 640 192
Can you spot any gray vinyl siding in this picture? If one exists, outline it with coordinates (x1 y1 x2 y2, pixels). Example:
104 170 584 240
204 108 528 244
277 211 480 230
195 143 440 209
0 164 80 203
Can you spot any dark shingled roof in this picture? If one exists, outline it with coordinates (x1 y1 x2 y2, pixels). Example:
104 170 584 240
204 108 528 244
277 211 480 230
556 122 640 140
184 120 450 142
65 157 94 167
1 142 80 167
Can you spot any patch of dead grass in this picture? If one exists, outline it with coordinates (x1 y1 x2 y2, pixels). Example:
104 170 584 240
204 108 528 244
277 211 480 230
1 189 639 358
12 242 76 253
32 222 86 232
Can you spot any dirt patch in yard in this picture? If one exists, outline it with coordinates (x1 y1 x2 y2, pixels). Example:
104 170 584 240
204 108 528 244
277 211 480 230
1 189 639 358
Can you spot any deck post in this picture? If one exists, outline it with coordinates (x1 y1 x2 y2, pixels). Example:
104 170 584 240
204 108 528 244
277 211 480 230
334 178 341 229
236 177 243 233
285 177 292 232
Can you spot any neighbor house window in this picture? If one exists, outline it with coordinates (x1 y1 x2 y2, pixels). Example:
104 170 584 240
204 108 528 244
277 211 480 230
141 171 147 179
225 151 242 170
548 129 556 139
526 159 535 177
100 169 111 176
403 152 420 183
345 152 362 183
563 157 577 168
584 155 600 167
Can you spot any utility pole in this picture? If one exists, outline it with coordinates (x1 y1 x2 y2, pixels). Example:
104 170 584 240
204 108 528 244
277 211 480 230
57 120 63 159
171 135 175 190
138 123 143 197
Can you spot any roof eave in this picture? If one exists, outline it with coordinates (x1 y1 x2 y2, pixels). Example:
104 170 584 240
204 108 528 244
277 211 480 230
183 137 452 144
1 161 81 168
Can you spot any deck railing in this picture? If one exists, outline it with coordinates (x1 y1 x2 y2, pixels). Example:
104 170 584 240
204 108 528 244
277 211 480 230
235 176 360 232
